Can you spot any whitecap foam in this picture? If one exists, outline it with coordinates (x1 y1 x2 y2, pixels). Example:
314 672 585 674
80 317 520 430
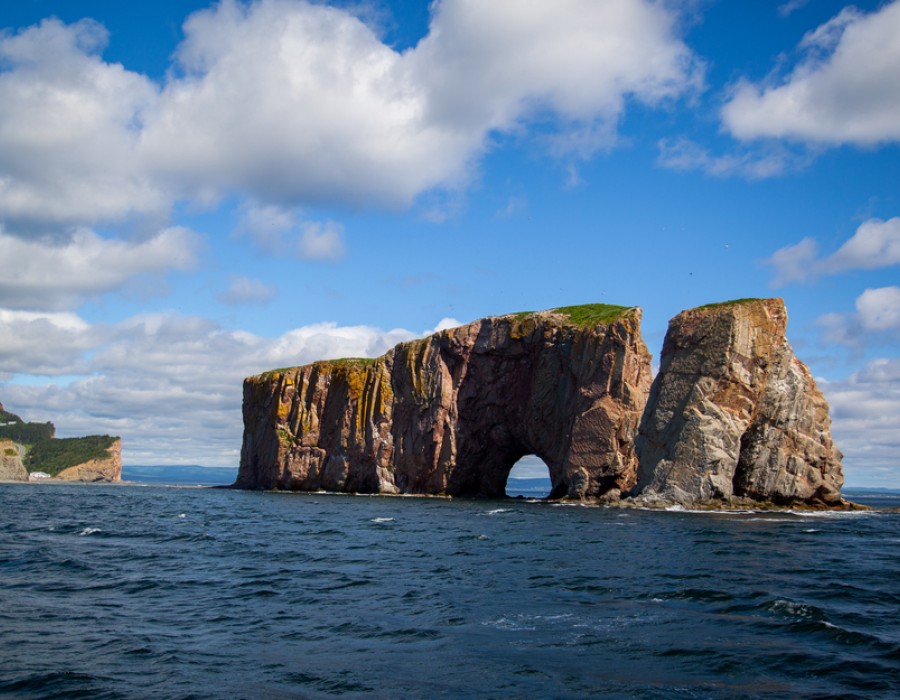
484 508 511 515
370 517 394 523
78 527 101 536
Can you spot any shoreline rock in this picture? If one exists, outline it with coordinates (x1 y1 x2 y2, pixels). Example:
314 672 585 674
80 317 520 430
237 305 652 499
237 299 849 509
632 299 844 507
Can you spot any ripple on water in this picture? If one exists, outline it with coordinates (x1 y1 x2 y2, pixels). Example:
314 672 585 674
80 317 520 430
0 483 897 699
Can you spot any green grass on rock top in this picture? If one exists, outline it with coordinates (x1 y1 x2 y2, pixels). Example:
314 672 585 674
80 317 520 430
24 435 117 476
696 298 764 311
550 303 634 327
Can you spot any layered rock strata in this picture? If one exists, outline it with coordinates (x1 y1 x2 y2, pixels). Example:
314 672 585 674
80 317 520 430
237 306 652 499
633 299 844 506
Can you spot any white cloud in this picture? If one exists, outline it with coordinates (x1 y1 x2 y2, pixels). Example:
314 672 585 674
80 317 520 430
855 287 900 332
297 220 346 260
0 310 457 466
412 0 702 153
767 217 900 285
816 286 900 347
235 202 296 255
1 0 702 231
778 0 810 17
722 1 900 145
0 227 201 310
821 358 900 487
820 217 900 274
0 18 166 230
0 310 96 376
235 202 346 260
218 276 277 305
656 137 798 179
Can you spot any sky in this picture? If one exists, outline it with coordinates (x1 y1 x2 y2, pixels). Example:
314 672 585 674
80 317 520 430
0 0 898 488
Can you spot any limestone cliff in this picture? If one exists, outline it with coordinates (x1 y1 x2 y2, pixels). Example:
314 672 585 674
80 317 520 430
55 438 122 482
237 305 652 499
0 439 27 481
633 299 844 506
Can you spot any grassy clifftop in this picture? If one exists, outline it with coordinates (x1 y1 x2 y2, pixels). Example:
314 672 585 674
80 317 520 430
25 435 118 477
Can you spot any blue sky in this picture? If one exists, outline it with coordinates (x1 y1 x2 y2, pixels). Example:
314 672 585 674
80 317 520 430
0 0 898 487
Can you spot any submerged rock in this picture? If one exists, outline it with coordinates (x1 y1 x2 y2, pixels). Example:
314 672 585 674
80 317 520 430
633 298 844 507
237 305 652 499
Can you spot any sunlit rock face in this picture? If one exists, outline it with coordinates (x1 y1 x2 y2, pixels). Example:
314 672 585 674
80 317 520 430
55 438 123 483
0 439 27 482
633 299 844 507
236 306 652 500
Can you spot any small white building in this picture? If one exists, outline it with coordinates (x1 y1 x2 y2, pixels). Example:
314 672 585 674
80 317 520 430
28 471 51 481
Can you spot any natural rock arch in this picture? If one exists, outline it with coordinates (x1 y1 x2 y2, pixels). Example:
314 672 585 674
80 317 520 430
237 306 652 500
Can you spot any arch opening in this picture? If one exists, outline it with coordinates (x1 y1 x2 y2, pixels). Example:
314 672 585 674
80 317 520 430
505 455 552 499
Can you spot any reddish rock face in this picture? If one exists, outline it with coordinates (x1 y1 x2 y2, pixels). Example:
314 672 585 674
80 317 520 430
237 298 846 507
236 306 653 499
634 299 844 506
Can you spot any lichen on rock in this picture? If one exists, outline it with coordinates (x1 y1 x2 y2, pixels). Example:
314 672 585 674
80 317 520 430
236 305 652 499
237 298 847 508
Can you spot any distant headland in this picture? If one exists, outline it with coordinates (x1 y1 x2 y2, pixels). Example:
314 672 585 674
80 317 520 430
235 298 850 510
0 403 121 483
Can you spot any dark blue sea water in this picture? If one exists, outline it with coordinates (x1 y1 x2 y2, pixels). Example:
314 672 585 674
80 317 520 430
1 483 898 699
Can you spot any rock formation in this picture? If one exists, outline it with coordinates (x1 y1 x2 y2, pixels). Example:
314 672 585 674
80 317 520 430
633 299 844 506
0 439 27 481
55 438 123 482
237 305 652 499
0 402 121 483
237 298 846 507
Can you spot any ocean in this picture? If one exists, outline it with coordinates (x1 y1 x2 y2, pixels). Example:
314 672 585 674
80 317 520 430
1 482 897 699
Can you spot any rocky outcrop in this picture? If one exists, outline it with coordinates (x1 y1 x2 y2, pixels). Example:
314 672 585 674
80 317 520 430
55 438 122 483
0 439 27 482
237 299 846 507
633 299 844 506
237 305 652 499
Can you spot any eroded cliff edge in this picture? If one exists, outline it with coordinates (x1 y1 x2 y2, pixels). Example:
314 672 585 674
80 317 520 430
633 299 844 507
237 305 652 499
0 403 121 483
237 298 847 507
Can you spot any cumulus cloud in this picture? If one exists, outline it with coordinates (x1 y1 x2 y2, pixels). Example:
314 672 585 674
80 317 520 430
767 217 900 285
0 0 702 231
411 0 701 154
821 358 900 487
218 276 277 305
0 310 97 376
817 286 900 347
0 227 201 310
855 286 900 332
0 310 458 465
0 18 166 231
722 1 900 145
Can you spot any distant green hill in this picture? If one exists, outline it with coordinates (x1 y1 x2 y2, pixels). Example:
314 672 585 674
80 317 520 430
0 401 119 476
25 435 118 477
